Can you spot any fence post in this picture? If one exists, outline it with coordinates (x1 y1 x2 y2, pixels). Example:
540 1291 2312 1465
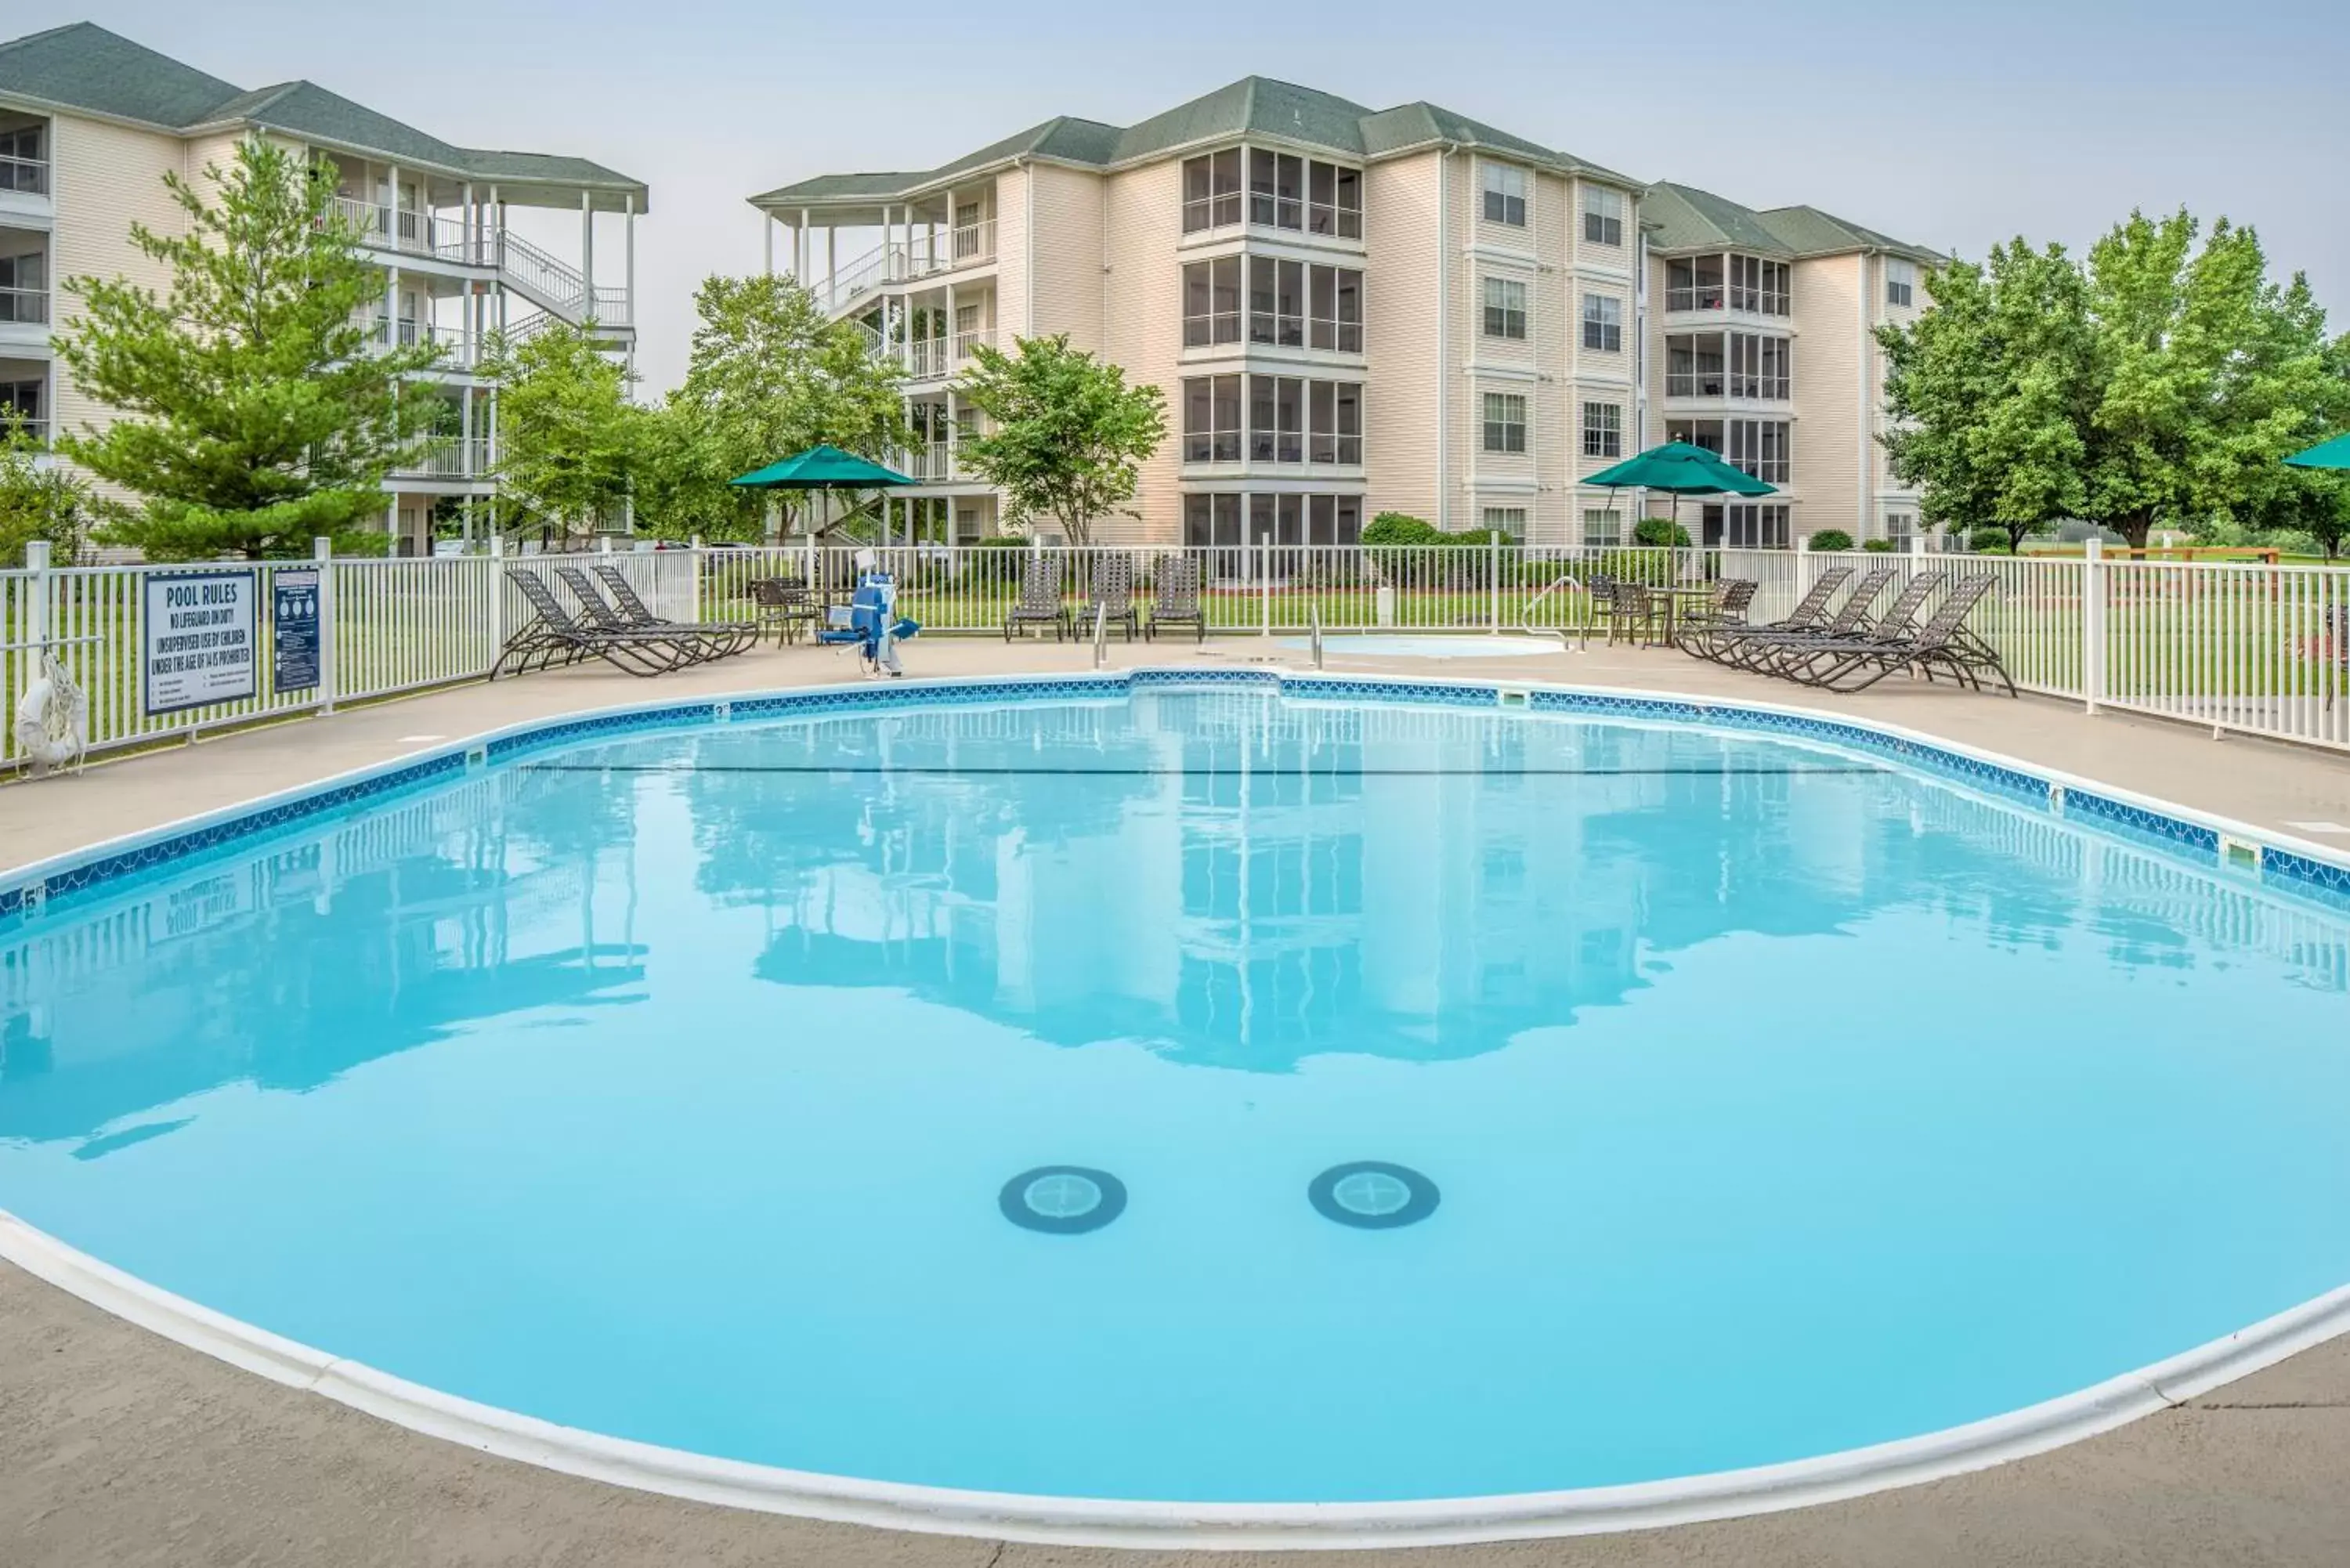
1260 537 1272 637
2082 537 2105 714
487 533 506 677
690 536 705 622
23 538 50 663
1489 530 1502 633
313 537 338 715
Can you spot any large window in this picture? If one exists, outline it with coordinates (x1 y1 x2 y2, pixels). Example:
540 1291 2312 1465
1481 162 1527 226
1582 507 1622 547
1182 149 1244 233
1183 374 1242 462
1886 258 1917 309
1184 492 1362 546
0 251 43 324
1482 507 1528 538
1249 256 1303 346
1244 375 1362 464
1725 418 1791 484
1582 186 1624 247
1665 255 1724 312
1581 293 1622 352
1727 334 1792 399
1725 503 1790 550
1308 380 1363 464
1249 149 1303 229
0 125 43 194
1307 161 1362 238
1729 255 1791 315
1183 256 1242 345
1481 276 1527 340
1482 392 1527 453
1582 401 1622 459
1308 265 1363 351
1666 334 1790 398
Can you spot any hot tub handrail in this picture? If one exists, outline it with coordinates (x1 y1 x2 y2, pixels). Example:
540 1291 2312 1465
1523 573 1587 650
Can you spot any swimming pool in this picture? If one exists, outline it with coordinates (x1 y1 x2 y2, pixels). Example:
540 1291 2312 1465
4 674 2348 1543
1277 633 1564 659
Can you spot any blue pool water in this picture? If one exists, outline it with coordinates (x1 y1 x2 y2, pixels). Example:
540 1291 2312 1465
3 688 2348 1504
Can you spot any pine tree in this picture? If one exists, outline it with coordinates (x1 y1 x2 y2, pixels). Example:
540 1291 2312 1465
53 138 441 559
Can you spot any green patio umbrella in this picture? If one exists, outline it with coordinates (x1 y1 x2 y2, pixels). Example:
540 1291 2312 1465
1583 440 1777 543
2283 433 2350 470
729 444 914 541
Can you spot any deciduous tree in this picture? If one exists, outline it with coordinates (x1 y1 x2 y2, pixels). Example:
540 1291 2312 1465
953 334 1165 545
53 138 439 558
476 321 642 539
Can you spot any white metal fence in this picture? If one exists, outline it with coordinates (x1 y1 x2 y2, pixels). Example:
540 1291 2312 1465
5 540 2347 769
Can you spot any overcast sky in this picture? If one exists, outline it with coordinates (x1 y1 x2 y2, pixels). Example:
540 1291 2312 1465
16 1 2348 392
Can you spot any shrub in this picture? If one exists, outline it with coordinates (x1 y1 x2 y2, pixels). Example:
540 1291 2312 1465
1968 527 2012 554
973 533 1032 547
1363 511 1443 545
1808 529 1856 553
1633 517 1692 547
1862 537 1896 553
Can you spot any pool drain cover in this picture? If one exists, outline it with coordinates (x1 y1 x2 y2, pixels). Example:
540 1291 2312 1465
1309 1162 1439 1230
1000 1166 1126 1234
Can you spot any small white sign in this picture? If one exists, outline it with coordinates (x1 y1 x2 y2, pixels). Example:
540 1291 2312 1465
143 569 258 716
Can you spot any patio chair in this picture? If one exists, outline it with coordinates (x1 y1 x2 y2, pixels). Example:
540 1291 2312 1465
592 562 760 656
555 565 745 667
1702 567 1896 671
1604 580 1669 647
1681 579 1758 633
1685 566 1854 662
1003 554 1069 641
750 578 822 645
496 570 700 678
1753 570 1945 680
1080 555 1141 641
1144 555 1207 644
1781 575 2012 695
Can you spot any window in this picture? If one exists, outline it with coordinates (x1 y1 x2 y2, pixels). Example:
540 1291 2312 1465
1886 258 1917 309
1184 492 1246 547
1726 503 1791 550
1728 255 1791 316
1582 186 1623 247
1665 255 1724 312
0 251 44 323
1667 417 1724 453
1249 375 1305 463
1249 149 1303 229
1307 265 1364 352
1725 418 1791 484
1482 392 1526 453
1668 334 1788 397
1182 149 1243 233
953 201 985 257
1481 276 1527 340
1581 402 1622 459
1183 375 1242 462
1481 162 1527 226
1581 293 1622 352
1309 381 1363 464
1886 511 1917 547
1581 508 1622 547
1182 256 1241 346
1482 507 1528 538
1307 161 1362 238
0 125 43 193
1248 256 1305 346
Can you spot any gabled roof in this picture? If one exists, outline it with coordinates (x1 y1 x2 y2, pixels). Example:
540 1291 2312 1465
751 74 1638 211
0 23 645 211
1644 181 1940 264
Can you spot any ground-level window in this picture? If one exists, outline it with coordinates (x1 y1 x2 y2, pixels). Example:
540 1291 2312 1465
1885 511 1916 546
1482 392 1527 453
1582 508 1622 547
1726 504 1791 549
1184 492 1363 547
1481 507 1527 538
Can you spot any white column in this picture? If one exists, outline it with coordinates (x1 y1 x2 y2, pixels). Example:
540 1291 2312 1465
488 184 501 269
461 383 475 476
387 163 403 244
313 537 337 714
2082 537 2106 714
461 182 475 260
386 263 400 346
624 193 638 328
581 190 595 310
827 227 837 300
765 214 774 276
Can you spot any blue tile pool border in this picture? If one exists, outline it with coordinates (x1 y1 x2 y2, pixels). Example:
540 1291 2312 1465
5 667 2346 922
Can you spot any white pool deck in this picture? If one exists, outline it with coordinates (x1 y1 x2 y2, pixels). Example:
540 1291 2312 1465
3 634 2349 1566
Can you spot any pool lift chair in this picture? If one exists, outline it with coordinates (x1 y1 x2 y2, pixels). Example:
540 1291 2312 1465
819 551 923 677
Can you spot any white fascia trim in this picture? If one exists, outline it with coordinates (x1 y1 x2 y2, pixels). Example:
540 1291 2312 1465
1463 241 1538 268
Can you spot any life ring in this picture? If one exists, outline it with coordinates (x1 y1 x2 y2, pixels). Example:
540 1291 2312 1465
13 654 88 773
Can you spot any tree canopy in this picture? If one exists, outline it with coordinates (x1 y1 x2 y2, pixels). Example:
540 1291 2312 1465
953 334 1165 545
0 416 93 566
476 320 640 539
1880 208 2350 552
635 274 906 540
52 137 440 558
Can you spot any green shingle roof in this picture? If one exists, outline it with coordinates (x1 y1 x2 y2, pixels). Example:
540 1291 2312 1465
751 75 1638 209
1644 181 1938 264
0 22 645 209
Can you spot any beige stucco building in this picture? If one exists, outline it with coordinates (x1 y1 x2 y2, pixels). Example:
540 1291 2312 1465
753 78 1937 550
0 22 645 556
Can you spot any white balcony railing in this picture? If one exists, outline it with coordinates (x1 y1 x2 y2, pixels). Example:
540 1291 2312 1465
0 284 47 325
1664 373 1791 400
1665 286 1725 313
953 327 993 364
906 338 947 380
393 436 494 479
0 154 47 197
324 197 630 329
819 219 998 314
898 443 960 482
372 317 476 365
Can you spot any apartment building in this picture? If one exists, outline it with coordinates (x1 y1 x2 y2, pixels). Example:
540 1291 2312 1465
0 22 645 555
751 78 1936 550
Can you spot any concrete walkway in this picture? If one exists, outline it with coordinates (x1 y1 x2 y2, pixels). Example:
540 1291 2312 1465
4 634 2348 1566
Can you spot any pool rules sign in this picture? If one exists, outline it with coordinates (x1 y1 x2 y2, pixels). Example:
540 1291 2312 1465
143 569 258 716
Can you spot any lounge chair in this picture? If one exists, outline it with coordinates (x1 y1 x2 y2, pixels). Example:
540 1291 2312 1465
1703 567 1896 671
496 569 700 677
1754 570 1945 680
750 578 822 645
1080 555 1141 640
1144 555 1207 643
555 565 747 667
591 562 759 656
1781 575 2012 694
1003 554 1069 641
1684 566 1855 662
